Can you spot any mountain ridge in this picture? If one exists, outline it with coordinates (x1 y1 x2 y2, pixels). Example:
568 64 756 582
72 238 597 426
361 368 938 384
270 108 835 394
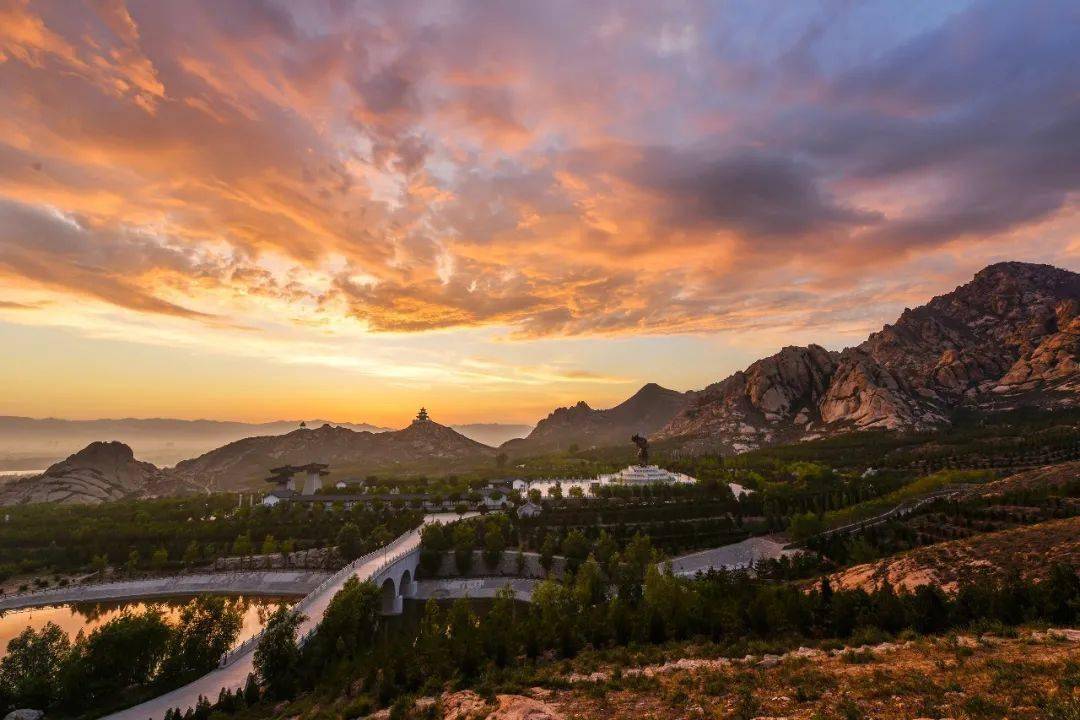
657 261 1080 451
501 382 694 455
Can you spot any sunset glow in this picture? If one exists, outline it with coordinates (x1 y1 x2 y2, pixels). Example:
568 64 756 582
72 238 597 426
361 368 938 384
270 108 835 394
0 0 1077 426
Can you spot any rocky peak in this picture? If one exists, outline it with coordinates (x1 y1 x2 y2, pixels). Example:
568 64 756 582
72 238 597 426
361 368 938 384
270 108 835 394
659 261 1080 452
49 440 136 473
3 441 165 506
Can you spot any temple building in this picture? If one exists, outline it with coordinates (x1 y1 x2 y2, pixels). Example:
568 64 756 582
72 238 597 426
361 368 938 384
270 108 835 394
264 463 330 501
597 464 696 486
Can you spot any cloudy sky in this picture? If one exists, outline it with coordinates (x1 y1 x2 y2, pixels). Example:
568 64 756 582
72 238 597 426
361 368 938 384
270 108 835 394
0 0 1077 426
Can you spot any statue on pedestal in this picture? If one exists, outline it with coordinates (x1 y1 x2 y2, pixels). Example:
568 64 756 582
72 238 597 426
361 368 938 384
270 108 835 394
631 434 649 467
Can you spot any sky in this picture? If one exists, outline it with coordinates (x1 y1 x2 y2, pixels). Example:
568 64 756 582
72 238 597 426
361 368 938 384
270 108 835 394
0 0 1077 427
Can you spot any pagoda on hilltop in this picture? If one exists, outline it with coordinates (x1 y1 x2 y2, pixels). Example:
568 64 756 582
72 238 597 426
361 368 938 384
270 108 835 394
414 407 430 423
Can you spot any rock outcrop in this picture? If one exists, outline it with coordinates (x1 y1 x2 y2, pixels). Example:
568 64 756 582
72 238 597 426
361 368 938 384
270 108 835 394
502 383 692 456
658 262 1080 451
658 345 836 452
0 441 170 505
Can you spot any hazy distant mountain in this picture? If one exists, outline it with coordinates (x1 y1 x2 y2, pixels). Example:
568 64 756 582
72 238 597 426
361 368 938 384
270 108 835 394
451 423 533 446
0 416 389 469
502 383 693 456
0 441 177 506
658 262 1080 451
170 417 495 492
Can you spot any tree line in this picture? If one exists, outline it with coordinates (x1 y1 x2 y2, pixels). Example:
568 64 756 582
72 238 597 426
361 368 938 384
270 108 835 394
0 596 248 718
236 532 1080 717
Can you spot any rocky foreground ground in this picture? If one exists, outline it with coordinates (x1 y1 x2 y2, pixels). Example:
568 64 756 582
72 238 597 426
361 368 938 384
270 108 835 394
351 628 1079 720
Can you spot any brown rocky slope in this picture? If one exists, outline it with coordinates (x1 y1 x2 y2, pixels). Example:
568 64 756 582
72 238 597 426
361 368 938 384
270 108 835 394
0 441 174 505
658 262 1080 452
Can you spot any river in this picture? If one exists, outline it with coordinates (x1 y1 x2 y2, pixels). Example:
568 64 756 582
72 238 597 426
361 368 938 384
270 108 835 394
0 594 296 656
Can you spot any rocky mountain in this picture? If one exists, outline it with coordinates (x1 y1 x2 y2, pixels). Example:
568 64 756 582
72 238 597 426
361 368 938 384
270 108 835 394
502 383 693 456
0 441 175 505
171 415 495 491
659 262 1080 451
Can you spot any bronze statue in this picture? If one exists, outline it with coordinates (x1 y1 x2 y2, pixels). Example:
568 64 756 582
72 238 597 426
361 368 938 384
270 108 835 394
631 434 649 466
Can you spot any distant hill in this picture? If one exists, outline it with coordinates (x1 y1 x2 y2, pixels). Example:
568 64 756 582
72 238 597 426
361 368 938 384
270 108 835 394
0 416 389 469
170 417 495 492
502 383 693 456
0 441 177 505
451 423 533 446
658 262 1080 452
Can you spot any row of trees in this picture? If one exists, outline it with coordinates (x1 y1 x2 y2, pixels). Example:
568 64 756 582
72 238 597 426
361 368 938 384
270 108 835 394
243 539 1080 715
0 494 422 581
0 596 246 717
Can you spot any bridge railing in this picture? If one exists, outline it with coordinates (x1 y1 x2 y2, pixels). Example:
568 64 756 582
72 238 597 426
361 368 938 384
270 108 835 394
218 528 420 667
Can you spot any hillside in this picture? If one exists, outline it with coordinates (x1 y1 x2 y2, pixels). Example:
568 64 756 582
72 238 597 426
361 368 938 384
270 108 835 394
170 416 495 491
658 262 1080 452
0 416 389 469
450 423 532 446
503 383 692 456
0 441 178 505
359 629 1080 720
827 515 1080 593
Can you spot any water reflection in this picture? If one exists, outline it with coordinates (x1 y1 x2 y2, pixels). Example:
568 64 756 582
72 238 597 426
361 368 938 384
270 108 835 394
0 594 297 655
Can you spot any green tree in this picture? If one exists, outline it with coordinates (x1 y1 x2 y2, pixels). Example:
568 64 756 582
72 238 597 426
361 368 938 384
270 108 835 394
279 538 296 567
161 596 244 679
261 534 279 557
125 549 141 575
308 578 380 667
0 622 70 708
151 546 169 570
181 540 201 566
482 520 506 568
593 530 618 567
232 532 253 558
243 672 261 706
788 511 824 541
561 529 590 572
253 607 305 701
336 522 363 561
453 522 476 574
539 532 559 574
59 609 171 710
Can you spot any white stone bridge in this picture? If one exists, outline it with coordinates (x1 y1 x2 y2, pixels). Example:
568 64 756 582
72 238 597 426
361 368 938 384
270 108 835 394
104 512 466 720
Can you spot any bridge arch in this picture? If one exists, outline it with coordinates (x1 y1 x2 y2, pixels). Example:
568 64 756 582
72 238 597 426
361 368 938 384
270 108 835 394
399 568 412 595
380 576 400 614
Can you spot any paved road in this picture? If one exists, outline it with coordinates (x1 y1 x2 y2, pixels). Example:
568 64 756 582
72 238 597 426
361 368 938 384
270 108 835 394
0 571 328 612
667 536 798 576
104 513 465 720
